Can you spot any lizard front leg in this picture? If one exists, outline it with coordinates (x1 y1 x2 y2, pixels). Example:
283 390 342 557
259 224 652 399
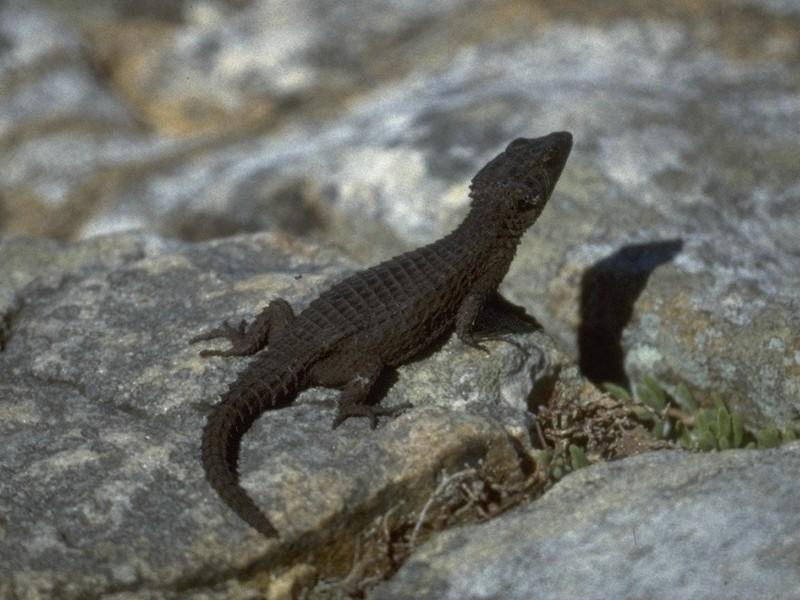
190 298 295 356
455 268 508 352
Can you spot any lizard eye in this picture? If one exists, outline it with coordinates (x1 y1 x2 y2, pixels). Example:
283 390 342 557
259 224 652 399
517 193 541 211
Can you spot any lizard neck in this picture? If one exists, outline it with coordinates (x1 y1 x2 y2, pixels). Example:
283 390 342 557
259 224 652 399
448 202 524 261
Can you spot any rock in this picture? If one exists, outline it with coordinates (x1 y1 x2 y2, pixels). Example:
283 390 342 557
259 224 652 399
83 0 486 135
1 2 798 594
371 443 800 600
0 0 177 238
55 1 800 426
0 234 157 350
0 232 588 598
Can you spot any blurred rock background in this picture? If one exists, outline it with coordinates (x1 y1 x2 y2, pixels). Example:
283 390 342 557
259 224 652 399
3 0 798 424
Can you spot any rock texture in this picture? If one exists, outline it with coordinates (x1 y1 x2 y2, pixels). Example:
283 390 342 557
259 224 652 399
1 0 798 598
2 0 797 428
371 444 800 600
0 232 583 599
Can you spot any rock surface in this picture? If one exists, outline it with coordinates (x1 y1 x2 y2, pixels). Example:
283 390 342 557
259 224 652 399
2 0 797 428
371 443 800 600
0 232 585 599
1 1 798 598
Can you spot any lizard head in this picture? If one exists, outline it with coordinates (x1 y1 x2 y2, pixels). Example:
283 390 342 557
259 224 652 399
469 131 572 233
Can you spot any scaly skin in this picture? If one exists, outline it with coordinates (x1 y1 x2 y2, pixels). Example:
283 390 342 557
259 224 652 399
191 131 573 537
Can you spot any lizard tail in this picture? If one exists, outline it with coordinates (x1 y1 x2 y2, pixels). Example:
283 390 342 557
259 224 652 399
201 355 303 537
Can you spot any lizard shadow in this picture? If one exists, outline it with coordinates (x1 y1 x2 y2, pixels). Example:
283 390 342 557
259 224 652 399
577 239 683 390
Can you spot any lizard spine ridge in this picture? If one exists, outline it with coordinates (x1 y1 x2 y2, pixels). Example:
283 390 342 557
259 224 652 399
201 353 308 536
192 131 573 537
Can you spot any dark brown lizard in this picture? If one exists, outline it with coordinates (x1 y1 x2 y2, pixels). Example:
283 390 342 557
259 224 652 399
191 131 573 537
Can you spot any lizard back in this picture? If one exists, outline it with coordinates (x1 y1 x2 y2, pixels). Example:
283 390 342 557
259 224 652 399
288 232 483 364
194 131 573 537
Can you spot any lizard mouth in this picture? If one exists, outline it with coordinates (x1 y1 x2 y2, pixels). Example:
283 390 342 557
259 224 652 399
468 130 573 207
509 131 572 199
540 131 572 195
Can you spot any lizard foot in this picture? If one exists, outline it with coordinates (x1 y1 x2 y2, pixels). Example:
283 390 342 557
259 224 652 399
460 332 527 355
331 402 413 430
189 319 252 357
458 332 490 354
476 333 528 354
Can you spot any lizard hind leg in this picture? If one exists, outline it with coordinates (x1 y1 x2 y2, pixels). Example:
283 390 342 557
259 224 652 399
315 357 412 430
190 298 296 357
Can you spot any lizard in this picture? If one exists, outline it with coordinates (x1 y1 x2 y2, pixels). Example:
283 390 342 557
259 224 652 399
190 131 573 537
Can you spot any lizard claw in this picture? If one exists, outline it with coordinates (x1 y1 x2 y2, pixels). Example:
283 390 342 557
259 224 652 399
331 402 413 430
458 333 490 354
190 319 251 356
190 319 237 342
471 333 528 355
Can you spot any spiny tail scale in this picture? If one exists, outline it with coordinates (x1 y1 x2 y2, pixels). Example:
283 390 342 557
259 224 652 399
201 353 306 537
193 132 573 538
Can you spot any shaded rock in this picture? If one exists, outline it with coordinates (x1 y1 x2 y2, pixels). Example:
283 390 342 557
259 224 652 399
371 443 800 600
0 232 584 598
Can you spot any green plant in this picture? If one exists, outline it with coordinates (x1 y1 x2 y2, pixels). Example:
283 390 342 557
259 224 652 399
534 443 592 481
602 377 799 451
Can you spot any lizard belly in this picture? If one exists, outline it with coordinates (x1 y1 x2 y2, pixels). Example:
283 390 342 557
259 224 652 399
364 294 460 366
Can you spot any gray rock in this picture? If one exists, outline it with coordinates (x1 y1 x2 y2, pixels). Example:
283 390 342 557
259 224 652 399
371 443 800 600
70 0 484 135
0 233 162 349
61 2 800 426
1 3 798 593
0 232 575 598
0 0 181 238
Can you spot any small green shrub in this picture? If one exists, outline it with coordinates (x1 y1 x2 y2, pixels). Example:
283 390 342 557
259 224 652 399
534 444 591 481
602 377 799 451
